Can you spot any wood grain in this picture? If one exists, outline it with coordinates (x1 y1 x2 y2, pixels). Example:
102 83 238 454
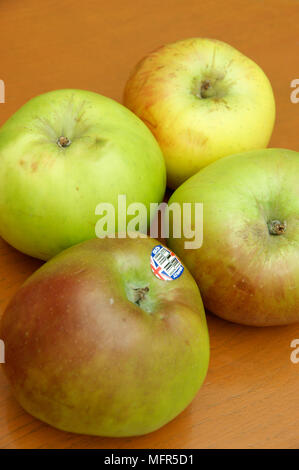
0 0 298 449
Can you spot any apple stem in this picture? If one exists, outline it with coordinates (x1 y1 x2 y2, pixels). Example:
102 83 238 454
200 80 215 99
267 220 287 236
57 136 71 148
133 286 149 306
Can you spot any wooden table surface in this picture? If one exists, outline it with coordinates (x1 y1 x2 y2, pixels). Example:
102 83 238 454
0 0 298 449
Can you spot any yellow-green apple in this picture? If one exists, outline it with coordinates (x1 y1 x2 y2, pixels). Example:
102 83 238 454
0 236 210 437
167 149 299 326
0 89 166 260
124 38 276 189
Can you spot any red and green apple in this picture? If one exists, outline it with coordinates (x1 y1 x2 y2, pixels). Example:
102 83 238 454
167 148 299 326
0 236 210 437
124 38 276 189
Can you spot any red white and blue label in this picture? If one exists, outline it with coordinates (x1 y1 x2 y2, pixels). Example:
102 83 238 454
150 245 184 281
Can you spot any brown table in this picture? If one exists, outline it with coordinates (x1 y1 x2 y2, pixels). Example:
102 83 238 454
0 0 298 449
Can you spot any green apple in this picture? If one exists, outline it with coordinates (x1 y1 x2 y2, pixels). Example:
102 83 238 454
0 89 166 260
124 38 276 189
167 149 299 326
0 236 210 437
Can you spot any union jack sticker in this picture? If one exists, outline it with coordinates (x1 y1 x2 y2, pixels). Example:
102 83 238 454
150 245 184 281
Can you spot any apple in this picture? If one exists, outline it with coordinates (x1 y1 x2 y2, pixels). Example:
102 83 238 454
0 236 210 437
167 148 299 326
124 38 276 189
0 89 166 260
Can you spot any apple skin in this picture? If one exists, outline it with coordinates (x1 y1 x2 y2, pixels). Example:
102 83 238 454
0 236 209 437
0 89 166 260
124 38 276 189
167 149 299 326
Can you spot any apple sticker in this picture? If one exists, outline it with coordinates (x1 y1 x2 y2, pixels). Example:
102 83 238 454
150 245 184 281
